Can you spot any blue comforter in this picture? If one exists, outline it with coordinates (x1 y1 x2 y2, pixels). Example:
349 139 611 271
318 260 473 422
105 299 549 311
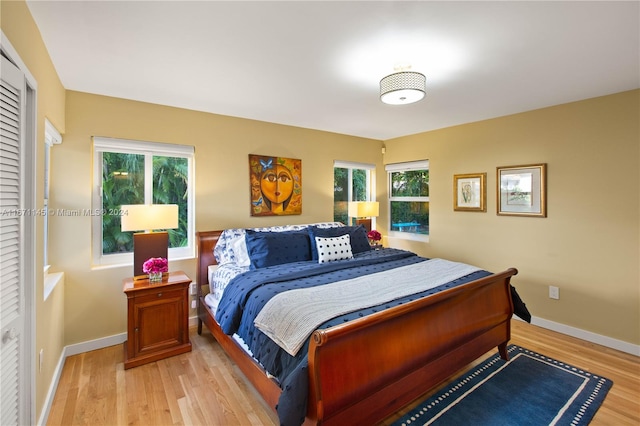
215 248 491 425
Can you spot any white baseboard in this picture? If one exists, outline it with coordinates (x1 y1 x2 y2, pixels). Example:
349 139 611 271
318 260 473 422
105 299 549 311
59 316 201 358
38 316 201 425
37 314 638 425
36 349 66 426
189 315 199 327
37 331 127 425
516 315 640 356
65 332 127 357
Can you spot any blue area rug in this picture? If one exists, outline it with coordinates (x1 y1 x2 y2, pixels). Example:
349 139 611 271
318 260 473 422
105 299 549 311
393 345 612 426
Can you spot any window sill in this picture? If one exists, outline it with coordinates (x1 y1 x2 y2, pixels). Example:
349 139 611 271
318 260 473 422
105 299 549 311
44 271 64 301
387 231 429 243
90 253 195 271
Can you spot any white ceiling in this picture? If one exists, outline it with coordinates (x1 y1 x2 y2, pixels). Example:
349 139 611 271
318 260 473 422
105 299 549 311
26 1 639 141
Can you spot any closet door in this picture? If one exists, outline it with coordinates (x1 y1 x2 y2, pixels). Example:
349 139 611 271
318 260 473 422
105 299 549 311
0 54 27 426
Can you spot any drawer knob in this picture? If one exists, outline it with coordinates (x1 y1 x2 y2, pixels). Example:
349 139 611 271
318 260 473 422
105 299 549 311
157 293 162 297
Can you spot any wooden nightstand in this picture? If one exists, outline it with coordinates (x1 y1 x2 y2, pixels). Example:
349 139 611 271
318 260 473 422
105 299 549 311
123 270 192 369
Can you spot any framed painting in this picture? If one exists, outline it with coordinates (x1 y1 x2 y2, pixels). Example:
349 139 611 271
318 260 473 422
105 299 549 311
453 173 486 212
249 154 302 216
497 163 547 217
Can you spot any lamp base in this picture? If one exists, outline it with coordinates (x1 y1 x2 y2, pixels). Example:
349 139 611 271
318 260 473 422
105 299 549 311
133 231 169 280
355 218 372 233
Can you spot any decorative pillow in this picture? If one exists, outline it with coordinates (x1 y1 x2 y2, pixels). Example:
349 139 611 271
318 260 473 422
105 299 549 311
214 222 345 265
214 231 245 265
315 235 354 263
245 229 312 269
308 224 371 260
232 236 250 268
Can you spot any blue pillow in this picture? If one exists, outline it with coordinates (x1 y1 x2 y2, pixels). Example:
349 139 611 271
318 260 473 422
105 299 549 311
245 229 312 269
308 225 371 260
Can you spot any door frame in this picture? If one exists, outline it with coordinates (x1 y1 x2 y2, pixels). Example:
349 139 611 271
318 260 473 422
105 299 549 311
1 30 37 426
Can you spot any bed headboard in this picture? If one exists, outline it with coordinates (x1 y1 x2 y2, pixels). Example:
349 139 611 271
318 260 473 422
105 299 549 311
195 222 345 292
196 230 223 291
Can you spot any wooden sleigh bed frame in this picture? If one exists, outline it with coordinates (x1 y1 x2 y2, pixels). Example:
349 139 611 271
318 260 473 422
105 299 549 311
196 230 518 425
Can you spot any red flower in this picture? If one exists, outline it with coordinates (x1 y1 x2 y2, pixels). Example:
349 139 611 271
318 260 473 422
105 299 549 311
367 230 381 241
143 257 168 274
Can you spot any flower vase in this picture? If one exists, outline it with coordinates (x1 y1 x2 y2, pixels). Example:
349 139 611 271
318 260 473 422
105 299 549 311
148 271 163 283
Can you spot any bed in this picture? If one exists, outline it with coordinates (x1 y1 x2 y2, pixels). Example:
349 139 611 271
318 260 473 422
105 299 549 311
196 223 518 425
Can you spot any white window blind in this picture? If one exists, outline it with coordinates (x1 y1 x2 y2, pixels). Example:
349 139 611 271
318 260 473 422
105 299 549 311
334 160 375 170
385 160 429 172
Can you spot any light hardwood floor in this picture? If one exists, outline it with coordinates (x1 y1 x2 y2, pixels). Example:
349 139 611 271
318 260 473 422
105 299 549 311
47 320 639 425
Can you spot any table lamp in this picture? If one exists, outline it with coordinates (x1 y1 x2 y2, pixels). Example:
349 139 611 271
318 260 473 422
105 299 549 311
348 201 379 232
121 204 179 280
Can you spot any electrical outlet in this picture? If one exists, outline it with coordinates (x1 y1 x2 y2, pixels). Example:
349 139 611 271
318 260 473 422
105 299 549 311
549 285 560 300
191 299 197 309
189 282 196 295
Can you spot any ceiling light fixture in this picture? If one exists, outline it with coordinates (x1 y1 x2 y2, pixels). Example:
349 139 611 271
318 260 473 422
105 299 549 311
380 68 426 105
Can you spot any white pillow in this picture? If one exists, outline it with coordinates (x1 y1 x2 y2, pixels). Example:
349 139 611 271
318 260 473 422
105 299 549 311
315 234 353 263
232 236 251 267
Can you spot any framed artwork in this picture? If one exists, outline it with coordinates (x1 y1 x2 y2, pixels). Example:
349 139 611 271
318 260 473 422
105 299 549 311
497 163 547 217
249 154 302 216
453 173 486 212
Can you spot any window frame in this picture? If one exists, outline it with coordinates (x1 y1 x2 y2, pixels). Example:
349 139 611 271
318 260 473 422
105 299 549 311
92 137 195 268
43 119 63 301
333 160 376 226
43 118 61 272
386 160 430 242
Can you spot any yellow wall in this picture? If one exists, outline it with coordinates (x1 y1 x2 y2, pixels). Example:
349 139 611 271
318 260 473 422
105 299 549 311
1 0 66 421
383 90 640 345
56 89 640 348
57 90 382 345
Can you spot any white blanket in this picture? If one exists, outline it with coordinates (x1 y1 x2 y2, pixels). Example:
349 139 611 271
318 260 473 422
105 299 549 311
254 258 481 356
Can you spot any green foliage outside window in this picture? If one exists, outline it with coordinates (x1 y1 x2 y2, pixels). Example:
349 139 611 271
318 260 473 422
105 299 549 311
152 156 189 249
391 170 429 197
390 169 429 235
390 201 430 233
102 153 188 254
334 167 348 224
333 167 368 225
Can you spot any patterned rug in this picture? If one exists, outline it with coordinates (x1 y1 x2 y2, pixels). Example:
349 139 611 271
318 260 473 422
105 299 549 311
393 345 612 426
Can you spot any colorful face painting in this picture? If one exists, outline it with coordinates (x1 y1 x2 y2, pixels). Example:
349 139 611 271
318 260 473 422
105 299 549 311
249 155 302 216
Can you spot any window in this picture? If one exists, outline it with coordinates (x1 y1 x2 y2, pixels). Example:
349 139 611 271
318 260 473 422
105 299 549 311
43 119 61 271
92 137 194 267
386 160 429 239
333 161 375 225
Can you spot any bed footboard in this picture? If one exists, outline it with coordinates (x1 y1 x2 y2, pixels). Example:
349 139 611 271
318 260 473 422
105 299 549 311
306 267 517 425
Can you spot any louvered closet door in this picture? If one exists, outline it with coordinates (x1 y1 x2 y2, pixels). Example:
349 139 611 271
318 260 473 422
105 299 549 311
0 55 26 426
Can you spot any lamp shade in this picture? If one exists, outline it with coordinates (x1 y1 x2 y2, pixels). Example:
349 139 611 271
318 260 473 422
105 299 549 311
348 201 379 218
121 204 179 232
380 71 426 105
